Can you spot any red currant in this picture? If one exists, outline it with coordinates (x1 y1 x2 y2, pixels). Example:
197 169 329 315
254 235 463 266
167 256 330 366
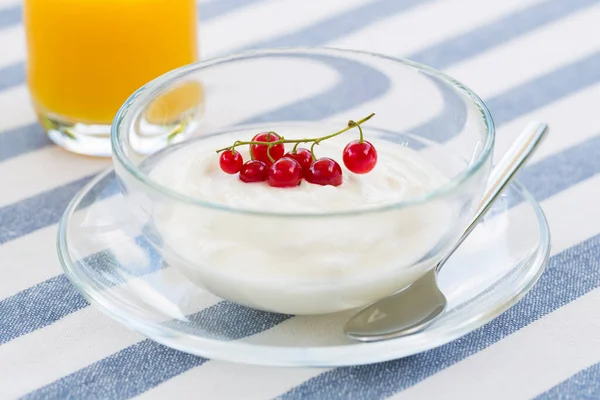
250 132 285 165
239 160 268 183
268 157 303 188
219 149 244 174
284 148 313 173
305 158 343 186
343 140 378 174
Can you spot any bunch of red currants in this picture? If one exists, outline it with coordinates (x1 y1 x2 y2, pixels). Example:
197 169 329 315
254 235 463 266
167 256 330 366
217 114 378 188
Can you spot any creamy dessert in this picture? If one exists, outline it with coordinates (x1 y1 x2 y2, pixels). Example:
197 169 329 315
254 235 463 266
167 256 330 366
148 118 455 315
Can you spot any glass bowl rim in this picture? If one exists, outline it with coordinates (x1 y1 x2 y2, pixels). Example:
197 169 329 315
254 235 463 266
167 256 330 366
111 47 495 218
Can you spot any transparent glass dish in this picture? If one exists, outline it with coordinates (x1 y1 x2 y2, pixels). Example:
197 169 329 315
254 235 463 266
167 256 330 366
110 48 495 315
58 170 550 366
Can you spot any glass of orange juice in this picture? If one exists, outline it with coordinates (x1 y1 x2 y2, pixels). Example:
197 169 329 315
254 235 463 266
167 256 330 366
24 0 200 156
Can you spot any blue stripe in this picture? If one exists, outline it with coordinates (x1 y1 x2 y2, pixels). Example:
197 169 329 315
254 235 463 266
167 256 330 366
22 341 208 400
0 123 50 163
489 51 600 125
409 0 599 69
281 230 600 399
401 79 467 143
19 129 600 397
77 170 121 209
0 271 150 347
164 302 291 340
0 173 96 245
0 61 24 91
535 362 600 400
86 243 165 285
22 302 290 400
518 134 600 202
200 0 269 20
0 4 20 30
0 274 88 346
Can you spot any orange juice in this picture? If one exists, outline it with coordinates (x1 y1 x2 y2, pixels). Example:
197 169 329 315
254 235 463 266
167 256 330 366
24 0 198 124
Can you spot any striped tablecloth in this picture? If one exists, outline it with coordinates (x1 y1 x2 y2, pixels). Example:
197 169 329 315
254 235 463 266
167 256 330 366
2 0 600 398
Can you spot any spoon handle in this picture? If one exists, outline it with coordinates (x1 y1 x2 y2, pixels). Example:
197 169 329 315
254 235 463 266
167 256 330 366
436 122 548 272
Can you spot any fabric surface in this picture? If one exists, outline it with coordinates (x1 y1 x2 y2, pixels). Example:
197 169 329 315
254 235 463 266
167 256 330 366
1 0 600 398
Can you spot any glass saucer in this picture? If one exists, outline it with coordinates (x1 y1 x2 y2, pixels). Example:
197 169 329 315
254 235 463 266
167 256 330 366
58 170 550 367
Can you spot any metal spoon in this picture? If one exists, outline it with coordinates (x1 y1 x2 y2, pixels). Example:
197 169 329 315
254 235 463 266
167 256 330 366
344 122 549 342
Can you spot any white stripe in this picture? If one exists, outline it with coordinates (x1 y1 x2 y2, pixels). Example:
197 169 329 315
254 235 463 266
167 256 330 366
0 147 108 208
392 177 600 400
496 81 600 163
201 0 376 58
139 362 325 400
542 174 600 253
330 0 545 55
0 225 60 300
0 86 34 132
0 25 24 69
0 308 143 399
446 3 600 98
0 0 19 9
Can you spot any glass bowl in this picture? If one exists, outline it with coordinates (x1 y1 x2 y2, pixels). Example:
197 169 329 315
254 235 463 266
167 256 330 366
111 48 494 315
57 170 549 366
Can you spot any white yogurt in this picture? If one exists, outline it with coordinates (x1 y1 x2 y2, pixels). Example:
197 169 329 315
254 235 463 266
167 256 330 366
148 128 456 314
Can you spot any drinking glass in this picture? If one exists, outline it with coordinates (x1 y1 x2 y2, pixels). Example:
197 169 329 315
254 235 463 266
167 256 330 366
24 0 200 156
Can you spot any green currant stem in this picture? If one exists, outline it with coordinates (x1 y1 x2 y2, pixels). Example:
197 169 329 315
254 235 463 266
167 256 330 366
215 112 375 154
349 120 364 143
266 145 275 163
249 141 255 160
265 131 279 163
310 141 318 161
292 142 300 153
